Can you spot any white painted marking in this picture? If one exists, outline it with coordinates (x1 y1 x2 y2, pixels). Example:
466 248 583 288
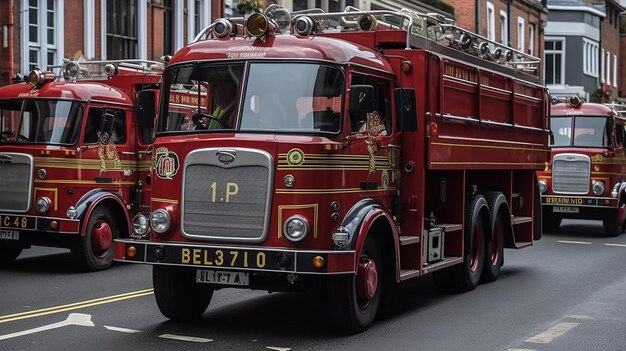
526 322 579 344
0 313 94 341
266 347 291 351
104 325 141 333
505 349 539 351
604 243 626 248
158 334 212 343
558 240 591 245
567 315 593 320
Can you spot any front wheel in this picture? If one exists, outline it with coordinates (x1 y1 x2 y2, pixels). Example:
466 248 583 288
542 215 561 234
328 236 383 333
153 265 214 321
72 206 117 271
603 214 623 237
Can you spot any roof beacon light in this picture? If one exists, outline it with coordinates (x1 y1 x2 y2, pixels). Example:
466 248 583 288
246 13 275 38
569 95 583 108
28 68 54 86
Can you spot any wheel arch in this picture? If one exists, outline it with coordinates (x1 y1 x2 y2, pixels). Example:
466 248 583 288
76 190 130 238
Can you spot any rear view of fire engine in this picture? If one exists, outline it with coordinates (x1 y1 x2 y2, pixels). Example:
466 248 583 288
0 59 160 271
115 5 548 332
538 96 626 236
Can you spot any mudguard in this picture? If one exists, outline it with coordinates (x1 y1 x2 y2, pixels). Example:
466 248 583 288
73 189 129 237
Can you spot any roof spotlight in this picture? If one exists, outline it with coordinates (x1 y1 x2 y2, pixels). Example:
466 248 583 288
455 33 472 52
475 41 489 57
357 14 378 31
246 13 275 37
63 60 81 81
569 95 583 108
213 18 237 38
103 63 117 77
490 47 503 61
294 16 316 36
503 50 513 62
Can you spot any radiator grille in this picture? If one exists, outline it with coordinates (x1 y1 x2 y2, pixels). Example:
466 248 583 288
552 155 590 194
183 164 269 240
0 153 33 212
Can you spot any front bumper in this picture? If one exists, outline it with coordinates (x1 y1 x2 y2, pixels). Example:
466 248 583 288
0 212 80 234
114 239 356 275
542 195 619 220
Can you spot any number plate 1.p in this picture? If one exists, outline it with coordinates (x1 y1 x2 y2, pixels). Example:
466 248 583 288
196 269 249 286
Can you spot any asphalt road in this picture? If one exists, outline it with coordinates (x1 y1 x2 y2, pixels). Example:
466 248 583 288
2 219 626 350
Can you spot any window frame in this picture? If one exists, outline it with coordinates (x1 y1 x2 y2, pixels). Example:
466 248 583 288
20 0 64 71
544 37 566 86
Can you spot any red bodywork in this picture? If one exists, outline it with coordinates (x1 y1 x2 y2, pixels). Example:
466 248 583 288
0 65 160 268
537 100 626 235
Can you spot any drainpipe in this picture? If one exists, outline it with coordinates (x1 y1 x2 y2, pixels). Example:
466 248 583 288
507 0 512 47
6 0 14 83
475 0 481 35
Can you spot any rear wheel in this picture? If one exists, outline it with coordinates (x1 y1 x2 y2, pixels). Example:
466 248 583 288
328 236 383 333
481 192 507 283
153 265 214 321
72 206 117 271
433 195 486 292
0 242 22 265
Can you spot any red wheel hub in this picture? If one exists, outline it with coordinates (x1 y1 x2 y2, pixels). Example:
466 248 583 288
356 256 378 308
91 220 112 255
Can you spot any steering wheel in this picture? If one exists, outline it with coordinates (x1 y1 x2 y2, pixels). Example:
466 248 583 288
192 113 227 130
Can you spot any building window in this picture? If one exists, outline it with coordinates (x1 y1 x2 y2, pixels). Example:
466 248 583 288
486 2 495 41
606 50 611 85
499 10 508 45
613 54 618 88
528 23 535 56
583 39 598 77
601 48 605 83
292 0 353 12
517 17 524 52
163 0 173 55
106 0 138 59
22 0 63 71
545 38 564 85
188 0 210 44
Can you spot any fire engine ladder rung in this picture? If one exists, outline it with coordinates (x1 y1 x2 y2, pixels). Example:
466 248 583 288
514 241 533 249
511 216 532 225
400 269 420 280
399 235 420 245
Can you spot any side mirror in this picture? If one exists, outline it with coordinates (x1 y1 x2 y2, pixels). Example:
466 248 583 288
349 85 375 115
395 88 417 131
136 90 156 129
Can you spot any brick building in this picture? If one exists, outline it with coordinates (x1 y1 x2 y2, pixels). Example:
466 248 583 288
0 0 228 86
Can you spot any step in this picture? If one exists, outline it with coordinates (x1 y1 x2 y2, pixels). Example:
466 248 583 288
400 269 420 281
438 223 462 232
514 241 533 249
421 256 464 274
511 216 532 225
399 235 420 246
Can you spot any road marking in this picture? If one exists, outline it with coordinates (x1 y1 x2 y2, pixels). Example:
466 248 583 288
266 347 291 351
604 243 626 248
0 288 153 324
506 349 539 351
567 315 593 320
104 325 141 333
558 240 591 245
159 334 213 343
526 322 579 344
0 313 94 341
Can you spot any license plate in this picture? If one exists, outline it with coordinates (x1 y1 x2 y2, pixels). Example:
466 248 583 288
196 269 249 286
0 229 19 240
553 206 579 213
0 214 36 230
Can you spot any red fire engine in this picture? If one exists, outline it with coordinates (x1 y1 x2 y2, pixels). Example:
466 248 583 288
115 6 548 332
0 59 160 271
538 96 626 236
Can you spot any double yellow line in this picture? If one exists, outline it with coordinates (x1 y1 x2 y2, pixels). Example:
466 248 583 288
0 288 154 324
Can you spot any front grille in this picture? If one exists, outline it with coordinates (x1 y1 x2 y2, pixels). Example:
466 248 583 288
552 154 590 194
182 148 273 242
0 153 33 212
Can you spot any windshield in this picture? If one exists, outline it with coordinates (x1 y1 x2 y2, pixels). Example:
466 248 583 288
0 99 21 143
1 99 83 145
550 116 613 148
157 62 343 134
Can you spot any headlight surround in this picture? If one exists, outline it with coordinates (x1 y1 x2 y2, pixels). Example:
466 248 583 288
611 183 621 198
132 214 149 238
35 197 51 214
592 181 605 196
66 206 77 219
283 215 308 242
150 209 171 234
538 179 547 194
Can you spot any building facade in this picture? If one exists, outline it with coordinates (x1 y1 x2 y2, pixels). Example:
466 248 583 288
544 0 624 102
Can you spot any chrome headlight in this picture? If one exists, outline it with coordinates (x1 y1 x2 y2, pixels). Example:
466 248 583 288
132 214 149 238
538 179 547 194
283 215 308 242
150 209 171 234
66 206 77 219
592 181 605 196
35 197 51 214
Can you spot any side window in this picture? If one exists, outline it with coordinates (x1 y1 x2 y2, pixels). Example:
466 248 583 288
616 120 625 147
84 108 127 144
350 74 392 134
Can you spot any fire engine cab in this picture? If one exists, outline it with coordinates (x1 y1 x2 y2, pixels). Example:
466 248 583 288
115 5 548 332
0 59 160 271
538 96 626 236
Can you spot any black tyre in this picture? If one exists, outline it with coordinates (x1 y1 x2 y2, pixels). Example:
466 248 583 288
533 181 542 241
153 265 214 321
433 195 486 292
328 236 383 333
72 206 117 271
481 192 507 283
0 242 22 265
542 215 561 234
603 213 623 237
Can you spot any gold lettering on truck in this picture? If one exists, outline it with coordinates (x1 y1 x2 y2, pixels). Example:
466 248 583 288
545 197 584 205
